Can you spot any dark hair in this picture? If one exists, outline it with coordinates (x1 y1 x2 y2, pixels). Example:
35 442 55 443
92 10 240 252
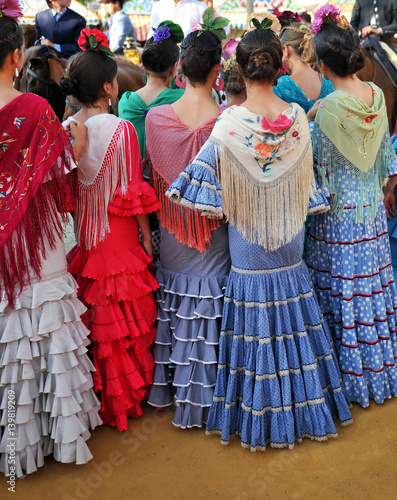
107 0 124 7
180 30 222 85
141 36 179 78
236 29 282 83
60 50 117 105
222 65 246 96
45 0 52 8
300 12 312 24
0 16 24 68
314 23 365 77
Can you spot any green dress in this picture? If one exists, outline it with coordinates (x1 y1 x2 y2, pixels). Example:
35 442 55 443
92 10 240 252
119 88 184 168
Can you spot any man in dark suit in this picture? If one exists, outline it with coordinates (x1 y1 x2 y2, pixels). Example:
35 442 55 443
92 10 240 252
351 0 397 42
35 0 86 58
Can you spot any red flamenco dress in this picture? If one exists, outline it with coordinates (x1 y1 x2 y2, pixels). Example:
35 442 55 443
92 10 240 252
67 115 160 431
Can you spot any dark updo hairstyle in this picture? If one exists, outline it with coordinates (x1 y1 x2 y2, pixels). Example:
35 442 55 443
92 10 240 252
141 36 179 79
236 28 282 84
60 50 117 105
180 30 222 86
0 15 24 69
314 23 365 77
222 65 246 96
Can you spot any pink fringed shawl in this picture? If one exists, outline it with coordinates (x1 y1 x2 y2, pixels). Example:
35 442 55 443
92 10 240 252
146 105 220 252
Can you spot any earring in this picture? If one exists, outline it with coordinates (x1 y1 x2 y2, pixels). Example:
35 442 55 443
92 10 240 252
281 59 289 76
213 77 224 92
108 96 114 114
15 66 19 78
175 74 186 88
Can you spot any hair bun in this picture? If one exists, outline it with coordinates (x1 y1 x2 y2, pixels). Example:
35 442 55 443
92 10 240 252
59 74 79 96
246 49 273 79
346 47 365 74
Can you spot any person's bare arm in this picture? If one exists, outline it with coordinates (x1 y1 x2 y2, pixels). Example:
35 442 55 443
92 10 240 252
136 213 153 258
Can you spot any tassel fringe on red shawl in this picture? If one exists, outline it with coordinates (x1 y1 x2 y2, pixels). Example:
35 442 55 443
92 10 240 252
0 149 77 309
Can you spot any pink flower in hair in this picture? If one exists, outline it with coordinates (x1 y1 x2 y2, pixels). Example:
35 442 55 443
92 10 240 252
0 0 23 22
191 9 220 32
222 38 239 61
312 5 341 35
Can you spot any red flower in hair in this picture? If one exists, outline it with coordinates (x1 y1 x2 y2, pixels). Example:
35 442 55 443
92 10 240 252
78 29 111 54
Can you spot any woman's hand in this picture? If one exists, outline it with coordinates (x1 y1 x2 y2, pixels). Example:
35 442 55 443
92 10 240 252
70 120 87 142
383 177 397 220
135 213 154 259
384 188 396 220
307 100 321 122
69 121 87 162
141 234 154 259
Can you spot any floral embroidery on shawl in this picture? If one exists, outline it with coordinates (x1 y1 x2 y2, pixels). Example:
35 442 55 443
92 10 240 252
0 94 76 307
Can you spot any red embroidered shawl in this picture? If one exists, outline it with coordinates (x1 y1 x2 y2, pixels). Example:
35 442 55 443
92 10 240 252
0 94 76 307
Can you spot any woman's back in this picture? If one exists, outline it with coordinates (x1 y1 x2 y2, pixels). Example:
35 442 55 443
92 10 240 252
171 91 220 130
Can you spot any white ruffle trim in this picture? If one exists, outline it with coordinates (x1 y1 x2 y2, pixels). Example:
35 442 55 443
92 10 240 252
0 273 102 478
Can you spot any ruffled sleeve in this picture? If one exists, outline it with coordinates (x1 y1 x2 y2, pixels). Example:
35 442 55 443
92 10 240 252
108 120 159 217
166 140 223 218
308 169 330 214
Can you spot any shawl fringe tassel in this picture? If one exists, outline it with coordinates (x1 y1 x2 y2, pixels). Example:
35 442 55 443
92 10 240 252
0 151 77 309
217 143 314 252
75 121 131 250
152 169 220 253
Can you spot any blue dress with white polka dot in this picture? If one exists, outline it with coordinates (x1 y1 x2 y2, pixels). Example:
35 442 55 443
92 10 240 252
167 140 352 451
307 129 397 407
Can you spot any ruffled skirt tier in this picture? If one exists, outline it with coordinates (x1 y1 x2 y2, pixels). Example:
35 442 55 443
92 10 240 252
307 205 397 406
206 228 352 451
68 213 159 431
148 224 230 428
0 273 102 478
148 266 228 428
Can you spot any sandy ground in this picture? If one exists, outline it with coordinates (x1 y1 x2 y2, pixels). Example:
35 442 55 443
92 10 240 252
2 397 396 500
3 221 395 499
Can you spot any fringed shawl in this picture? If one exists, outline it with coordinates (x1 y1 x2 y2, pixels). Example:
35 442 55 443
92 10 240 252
65 114 134 250
313 84 393 223
0 94 76 308
210 103 314 251
315 83 387 173
146 104 220 252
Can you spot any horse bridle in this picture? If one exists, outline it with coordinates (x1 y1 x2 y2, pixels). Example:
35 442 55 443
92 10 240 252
26 65 58 86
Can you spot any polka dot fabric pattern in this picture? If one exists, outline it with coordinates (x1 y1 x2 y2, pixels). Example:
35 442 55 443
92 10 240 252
206 226 352 451
307 202 397 407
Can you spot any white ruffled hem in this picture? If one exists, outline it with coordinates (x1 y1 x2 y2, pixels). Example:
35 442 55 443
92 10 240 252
0 272 102 477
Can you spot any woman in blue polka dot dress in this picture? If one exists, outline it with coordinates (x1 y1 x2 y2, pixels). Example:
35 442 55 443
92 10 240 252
167 25 352 451
306 10 397 407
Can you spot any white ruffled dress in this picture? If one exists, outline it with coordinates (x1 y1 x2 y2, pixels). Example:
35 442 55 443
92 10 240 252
0 233 102 478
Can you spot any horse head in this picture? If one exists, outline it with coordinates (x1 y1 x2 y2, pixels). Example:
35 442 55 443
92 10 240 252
17 46 67 121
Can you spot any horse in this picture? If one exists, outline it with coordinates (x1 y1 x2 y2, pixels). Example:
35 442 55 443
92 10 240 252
357 37 397 133
15 45 67 121
16 46 145 121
